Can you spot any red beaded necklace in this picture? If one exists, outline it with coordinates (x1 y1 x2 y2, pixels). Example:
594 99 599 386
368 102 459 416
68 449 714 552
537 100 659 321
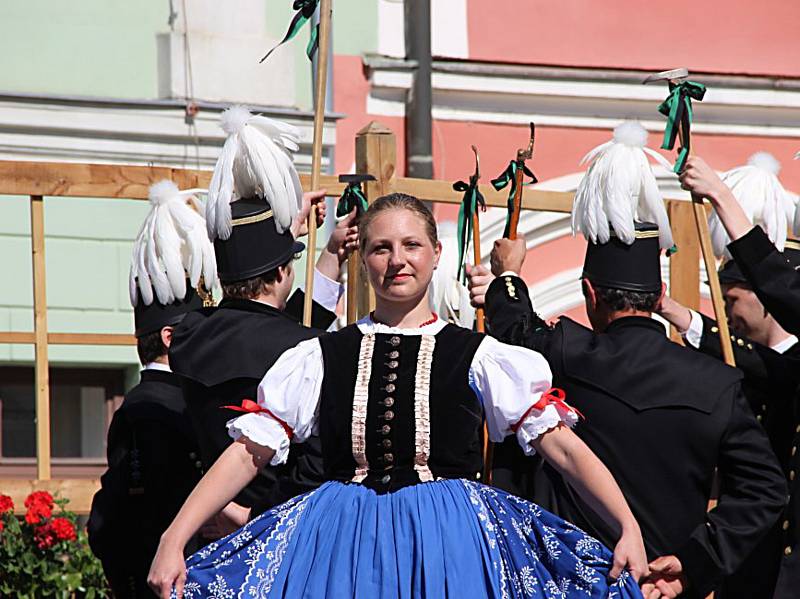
370 312 438 328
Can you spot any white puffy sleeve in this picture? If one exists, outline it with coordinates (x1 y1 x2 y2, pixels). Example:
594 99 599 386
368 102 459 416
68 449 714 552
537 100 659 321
470 336 580 456
227 337 324 466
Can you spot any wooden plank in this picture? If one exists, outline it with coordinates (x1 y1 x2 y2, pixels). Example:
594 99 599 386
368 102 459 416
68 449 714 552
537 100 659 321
395 177 576 213
48 333 136 345
354 122 397 318
0 332 35 344
30 195 51 481
668 201 701 342
0 332 136 345
0 160 346 199
1 478 100 515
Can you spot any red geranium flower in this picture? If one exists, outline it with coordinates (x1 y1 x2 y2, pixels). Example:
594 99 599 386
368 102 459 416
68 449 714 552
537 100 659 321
0 519 4 533
25 502 52 525
24 490 54 524
33 522 56 549
24 490 54 509
49 517 76 542
0 494 14 515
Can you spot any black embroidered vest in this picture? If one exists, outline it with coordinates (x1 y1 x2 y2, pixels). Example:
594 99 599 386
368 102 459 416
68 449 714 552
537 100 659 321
317 323 485 492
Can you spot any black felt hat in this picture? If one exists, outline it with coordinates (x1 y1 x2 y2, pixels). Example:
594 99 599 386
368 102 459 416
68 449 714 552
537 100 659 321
582 222 662 293
214 197 305 284
134 282 203 337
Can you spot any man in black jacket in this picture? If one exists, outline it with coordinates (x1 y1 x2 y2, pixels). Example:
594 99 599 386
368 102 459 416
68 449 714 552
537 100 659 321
677 155 800 598
657 251 800 598
468 224 786 598
170 193 357 515
680 156 800 337
89 286 206 598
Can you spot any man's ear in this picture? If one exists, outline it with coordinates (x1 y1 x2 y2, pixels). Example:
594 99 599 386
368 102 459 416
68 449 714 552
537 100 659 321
161 326 174 349
582 278 597 309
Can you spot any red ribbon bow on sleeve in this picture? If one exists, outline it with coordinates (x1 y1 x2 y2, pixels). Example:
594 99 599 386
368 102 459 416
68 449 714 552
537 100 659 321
511 387 583 433
222 399 294 440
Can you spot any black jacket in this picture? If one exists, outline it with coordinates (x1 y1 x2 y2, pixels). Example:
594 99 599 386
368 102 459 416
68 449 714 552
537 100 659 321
485 275 787 598
691 314 800 598
87 369 202 597
728 226 800 337
169 290 336 513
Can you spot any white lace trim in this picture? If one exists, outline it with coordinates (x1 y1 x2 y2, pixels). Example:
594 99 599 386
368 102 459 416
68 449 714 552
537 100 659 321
351 333 375 482
226 413 290 466
413 335 436 482
515 403 579 457
356 316 447 336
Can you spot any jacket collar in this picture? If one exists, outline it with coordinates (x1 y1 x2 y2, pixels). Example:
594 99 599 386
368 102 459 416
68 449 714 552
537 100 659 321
218 297 285 317
139 368 182 387
603 315 665 336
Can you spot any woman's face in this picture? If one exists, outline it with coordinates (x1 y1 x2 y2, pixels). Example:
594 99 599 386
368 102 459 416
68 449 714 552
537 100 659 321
362 209 441 306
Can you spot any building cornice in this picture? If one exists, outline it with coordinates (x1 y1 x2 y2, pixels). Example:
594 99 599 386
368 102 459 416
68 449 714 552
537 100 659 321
0 93 340 169
364 56 800 138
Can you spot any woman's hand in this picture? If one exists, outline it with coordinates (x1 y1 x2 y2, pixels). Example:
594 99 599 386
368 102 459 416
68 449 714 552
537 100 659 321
291 189 328 238
148 538 187 599
200 501 251 540
610 524 649 582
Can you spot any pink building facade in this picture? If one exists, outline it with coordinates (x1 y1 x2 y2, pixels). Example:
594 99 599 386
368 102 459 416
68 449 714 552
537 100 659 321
331 0 800 324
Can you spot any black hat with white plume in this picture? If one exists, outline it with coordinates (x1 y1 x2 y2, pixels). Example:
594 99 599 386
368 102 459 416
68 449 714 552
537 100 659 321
129 180 217 337
206 106 305 284
573 122 671 293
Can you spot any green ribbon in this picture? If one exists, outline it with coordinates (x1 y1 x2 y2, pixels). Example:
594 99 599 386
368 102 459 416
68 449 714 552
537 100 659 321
336 182 369 218
260 0 319 64
491 161 537 238
657 80 706 173
452 178 486 283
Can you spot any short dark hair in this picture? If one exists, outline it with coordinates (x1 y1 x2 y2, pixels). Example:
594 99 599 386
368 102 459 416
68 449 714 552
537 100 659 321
136 329 168 365
221 259 292 300
590 283 661 312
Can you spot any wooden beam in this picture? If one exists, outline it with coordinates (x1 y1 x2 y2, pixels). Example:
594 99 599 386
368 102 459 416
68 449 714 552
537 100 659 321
394 177 576 213
2 478 100 515
667 201 701 343
30 195 51 481
354 122 397 319
0 332 136 345
0 160 346 199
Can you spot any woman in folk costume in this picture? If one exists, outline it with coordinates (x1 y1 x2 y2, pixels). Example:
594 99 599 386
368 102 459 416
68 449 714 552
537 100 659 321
148 191 647 599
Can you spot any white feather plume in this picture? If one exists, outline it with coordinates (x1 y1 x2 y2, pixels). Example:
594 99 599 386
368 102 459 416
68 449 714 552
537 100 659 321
709 152 792 257
206 106 303 240
572 121 674 249
428 222 476 329
129 180 218 307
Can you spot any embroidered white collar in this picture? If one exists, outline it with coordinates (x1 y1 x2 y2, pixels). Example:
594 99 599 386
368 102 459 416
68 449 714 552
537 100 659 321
356 316 447 336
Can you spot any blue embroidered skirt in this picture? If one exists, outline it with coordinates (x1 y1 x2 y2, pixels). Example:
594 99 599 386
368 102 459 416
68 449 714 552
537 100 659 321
179 480 642 598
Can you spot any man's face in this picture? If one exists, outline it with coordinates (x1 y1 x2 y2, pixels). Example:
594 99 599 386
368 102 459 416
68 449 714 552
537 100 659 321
722 282 771 344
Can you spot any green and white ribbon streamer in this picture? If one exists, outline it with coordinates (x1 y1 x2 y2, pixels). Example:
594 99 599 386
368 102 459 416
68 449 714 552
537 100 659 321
260 0 320 64
657 80 706 173
452 178 486 283
491 161 537 238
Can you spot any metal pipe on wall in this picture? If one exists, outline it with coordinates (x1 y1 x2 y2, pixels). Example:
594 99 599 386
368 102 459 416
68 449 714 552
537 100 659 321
404 0 433 180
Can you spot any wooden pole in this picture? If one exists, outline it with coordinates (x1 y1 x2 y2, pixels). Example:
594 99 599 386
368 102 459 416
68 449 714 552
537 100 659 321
679 129 736 366
30 195 51 481
355 122 397 318
346 248 360 324
302 0 333 326
667 201 700 343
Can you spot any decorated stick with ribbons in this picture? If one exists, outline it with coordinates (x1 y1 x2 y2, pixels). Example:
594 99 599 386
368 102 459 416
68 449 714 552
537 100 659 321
338 173 376 323
303 0 332 326
453 145 487 332
644 68 735 366
492 123 537 240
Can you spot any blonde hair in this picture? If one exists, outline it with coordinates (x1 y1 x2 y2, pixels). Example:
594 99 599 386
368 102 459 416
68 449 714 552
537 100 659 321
358 193 438 252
